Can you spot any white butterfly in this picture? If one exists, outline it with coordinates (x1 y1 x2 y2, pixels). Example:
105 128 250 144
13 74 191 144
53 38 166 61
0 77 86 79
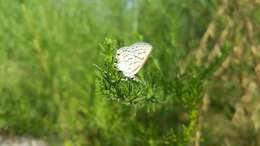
116 42 152 79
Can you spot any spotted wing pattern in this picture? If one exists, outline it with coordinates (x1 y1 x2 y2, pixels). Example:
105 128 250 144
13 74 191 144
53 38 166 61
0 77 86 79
116 42 152 78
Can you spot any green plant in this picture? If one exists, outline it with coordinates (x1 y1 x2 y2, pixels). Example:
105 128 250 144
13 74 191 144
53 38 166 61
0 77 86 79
95 38 160 106
95 38 231 145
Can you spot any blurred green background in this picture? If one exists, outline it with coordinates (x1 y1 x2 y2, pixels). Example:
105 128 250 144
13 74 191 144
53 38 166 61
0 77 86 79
0 0 259 145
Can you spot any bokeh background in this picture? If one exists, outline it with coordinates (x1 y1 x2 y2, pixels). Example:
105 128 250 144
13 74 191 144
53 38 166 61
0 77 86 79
0 0 259 145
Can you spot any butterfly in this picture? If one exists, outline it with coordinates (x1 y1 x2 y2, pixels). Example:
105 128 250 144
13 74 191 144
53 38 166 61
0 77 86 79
116 42 152 79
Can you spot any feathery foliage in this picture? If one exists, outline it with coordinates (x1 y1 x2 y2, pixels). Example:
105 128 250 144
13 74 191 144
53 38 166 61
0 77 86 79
0 0 259 146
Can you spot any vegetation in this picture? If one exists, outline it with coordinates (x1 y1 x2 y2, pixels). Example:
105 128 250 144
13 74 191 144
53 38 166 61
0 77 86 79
0 0 259 146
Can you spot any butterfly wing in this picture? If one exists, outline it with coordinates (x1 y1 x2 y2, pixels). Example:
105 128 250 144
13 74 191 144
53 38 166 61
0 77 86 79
116 47 135 78
127 43 152 76
116 42 152 78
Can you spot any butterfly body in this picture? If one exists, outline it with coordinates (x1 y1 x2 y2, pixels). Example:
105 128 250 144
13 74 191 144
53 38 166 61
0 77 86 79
116 42 152 79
